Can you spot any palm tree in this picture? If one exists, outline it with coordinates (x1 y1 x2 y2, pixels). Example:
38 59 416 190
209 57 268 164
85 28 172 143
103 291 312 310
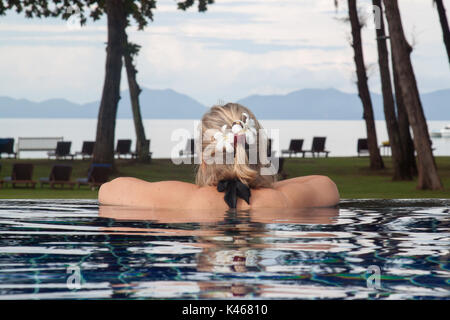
392 49 418 178
433 0 450 64
372 0 410 179
1 0 212 164
347 0 384 170
383 0 443 190
122 32 150 162
93 0 213 164
93 0 125 165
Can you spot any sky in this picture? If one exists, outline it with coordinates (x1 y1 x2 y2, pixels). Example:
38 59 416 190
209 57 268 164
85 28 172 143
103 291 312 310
0 0 449 106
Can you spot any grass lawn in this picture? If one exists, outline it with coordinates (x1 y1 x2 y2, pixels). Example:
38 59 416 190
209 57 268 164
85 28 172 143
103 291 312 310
0 157 449 199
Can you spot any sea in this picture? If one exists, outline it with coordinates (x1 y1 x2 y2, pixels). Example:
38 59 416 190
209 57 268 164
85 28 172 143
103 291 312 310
0 119 449 159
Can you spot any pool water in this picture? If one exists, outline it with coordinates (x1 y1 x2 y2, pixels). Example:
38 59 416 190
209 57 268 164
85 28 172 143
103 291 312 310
0 199 448 299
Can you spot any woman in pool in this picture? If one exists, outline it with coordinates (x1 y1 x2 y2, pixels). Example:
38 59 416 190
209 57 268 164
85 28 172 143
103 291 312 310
99 103 339 210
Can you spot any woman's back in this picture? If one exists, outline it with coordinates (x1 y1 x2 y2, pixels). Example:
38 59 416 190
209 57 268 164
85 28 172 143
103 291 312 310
99 175 339 210
98 103 340 210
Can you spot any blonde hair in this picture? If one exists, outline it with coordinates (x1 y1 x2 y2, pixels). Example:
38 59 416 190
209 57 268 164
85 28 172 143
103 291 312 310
195 103 276 188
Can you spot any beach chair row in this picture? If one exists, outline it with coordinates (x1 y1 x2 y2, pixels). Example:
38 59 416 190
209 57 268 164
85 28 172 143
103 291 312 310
0 138 153 160
282 137 330 158
179 138 276 158
0 163 112 189
54 140 152 160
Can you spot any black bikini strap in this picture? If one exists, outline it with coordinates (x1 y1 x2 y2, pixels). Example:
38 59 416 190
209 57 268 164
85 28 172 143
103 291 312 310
217 178 251 209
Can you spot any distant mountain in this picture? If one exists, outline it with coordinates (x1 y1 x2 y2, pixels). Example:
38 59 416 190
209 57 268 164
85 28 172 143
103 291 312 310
238 88 450 120
0 96 94 118
0 87 449 120
117 88 208 119
238 88 384 120
0 88 208 119
420 89 450 120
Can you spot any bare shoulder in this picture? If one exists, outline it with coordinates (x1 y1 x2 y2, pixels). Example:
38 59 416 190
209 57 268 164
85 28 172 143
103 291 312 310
249 187 289 208
98 175 339 209
99 177 198 208
273 175 340 208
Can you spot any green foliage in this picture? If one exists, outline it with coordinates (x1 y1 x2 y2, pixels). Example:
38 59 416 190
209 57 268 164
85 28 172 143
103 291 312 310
0 157 449 199
124 41 141 57
178 0 213 12
1 0 213 28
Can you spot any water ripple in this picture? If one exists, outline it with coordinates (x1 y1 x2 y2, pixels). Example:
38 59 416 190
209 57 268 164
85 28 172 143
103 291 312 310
0 199 448 300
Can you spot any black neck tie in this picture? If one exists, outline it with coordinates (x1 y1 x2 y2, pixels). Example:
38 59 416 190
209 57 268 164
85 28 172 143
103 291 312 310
217 178 251 209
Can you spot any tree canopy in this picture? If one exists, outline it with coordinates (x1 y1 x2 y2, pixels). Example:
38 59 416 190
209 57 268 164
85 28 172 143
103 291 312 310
1 0 213 28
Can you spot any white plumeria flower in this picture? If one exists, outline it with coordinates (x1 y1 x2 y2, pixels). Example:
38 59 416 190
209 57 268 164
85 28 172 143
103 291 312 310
231 122 244 134
214 124 234 153
232 112 257 144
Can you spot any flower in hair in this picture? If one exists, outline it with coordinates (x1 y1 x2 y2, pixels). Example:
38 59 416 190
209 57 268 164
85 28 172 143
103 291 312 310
231 112 257 144
214 124 234 153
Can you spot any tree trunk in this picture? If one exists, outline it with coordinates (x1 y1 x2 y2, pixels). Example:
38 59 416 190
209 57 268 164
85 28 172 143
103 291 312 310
122 25 150 162
93 0 125 164
392 51 418 177
435 0 450 65
383 0 443 190
348 0 384 170
372 0 409 180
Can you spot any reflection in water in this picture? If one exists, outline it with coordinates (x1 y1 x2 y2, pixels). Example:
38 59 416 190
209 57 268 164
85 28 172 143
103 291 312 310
99 206 340 298
0 199 448 299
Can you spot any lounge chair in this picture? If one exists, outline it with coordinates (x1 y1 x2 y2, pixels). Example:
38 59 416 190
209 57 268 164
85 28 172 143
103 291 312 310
0 163 36 188
115 140 132 159
40 165 75 189
179 139 195 157
267 138 273 157
357 138 369 157
0 138 17 159
77 163 112 189
303 137 330 158
48 141 74 160
131 139 153 160
281 139 305 158
75 141 95 160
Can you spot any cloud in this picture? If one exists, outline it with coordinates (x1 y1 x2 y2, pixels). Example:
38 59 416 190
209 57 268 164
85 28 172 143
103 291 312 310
0 45 105 103
135 32 355 104
0 0 448 105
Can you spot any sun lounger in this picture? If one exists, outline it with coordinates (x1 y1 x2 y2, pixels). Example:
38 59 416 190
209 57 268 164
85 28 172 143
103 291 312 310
75 141 95 160
303 137 330 158
0 163 36 188
179 139 195 157
357 138 369 157
267 138 273 157
281 139 305 158
131 140 153 160
48 141 74 160
115 140 133 159
40 165 75 189
0 138 17 159
77 163 112 189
